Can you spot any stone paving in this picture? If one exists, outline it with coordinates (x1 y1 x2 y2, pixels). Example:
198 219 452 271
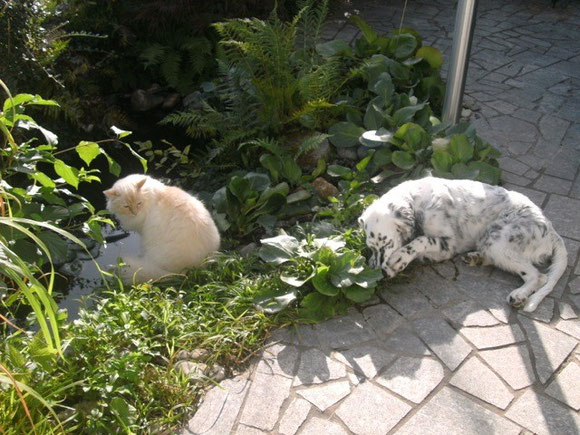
183 0 580 433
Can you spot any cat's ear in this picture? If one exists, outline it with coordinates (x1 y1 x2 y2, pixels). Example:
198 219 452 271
136 178 147 190
103 188 118 197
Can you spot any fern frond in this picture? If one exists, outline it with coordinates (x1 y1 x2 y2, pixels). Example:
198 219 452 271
295 132 331 158
240 137 283 158
140 43 166 68
161 50 182 89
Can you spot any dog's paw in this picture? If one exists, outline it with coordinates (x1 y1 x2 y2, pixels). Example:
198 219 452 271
385 252 408 277
507 289 528 309
461 251 485 266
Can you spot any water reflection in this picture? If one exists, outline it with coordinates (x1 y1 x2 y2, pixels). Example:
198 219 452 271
57 228 141 320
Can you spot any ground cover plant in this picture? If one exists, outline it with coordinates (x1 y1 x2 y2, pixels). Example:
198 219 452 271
0 4 504 433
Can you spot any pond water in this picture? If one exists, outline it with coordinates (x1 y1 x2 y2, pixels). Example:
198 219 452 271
57 228 141 320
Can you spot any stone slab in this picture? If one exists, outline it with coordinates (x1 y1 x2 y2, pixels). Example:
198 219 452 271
519 297 554 323
335 381 411 435
545 362 580 411
256 343 299 378
183 375 250 435
460 324 525 349
479 344 536 389
297 381 350 411
362 304 404 338
443 300 500 327
376 356 444 404
294 348 346 386
544 195 580 241
396 387 520 435
505 389 580 435
555 318 580 340
450 357 514 410
278 397 311 435
314 313 375 349
412 317 472 370
559 302 578 320
519 316 577 384
239 372 293 431
332 345 397 379
380 285 437 319
383 326 431 356
300 417 348 435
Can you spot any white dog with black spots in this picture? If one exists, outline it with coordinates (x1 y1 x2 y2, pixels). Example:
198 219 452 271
359 177 567 312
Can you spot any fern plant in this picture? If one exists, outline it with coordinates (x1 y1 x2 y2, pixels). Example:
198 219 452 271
140 35 214 94
162 0 345 162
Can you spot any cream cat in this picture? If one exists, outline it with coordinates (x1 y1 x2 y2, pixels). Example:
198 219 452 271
104 174 220 283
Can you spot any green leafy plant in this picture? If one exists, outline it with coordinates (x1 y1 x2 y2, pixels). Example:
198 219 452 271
162 0 347 160
316 152 381 225
212 172 289 237
259 229 383 320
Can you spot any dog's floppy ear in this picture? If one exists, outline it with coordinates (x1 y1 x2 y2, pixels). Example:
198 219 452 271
393 204 415 241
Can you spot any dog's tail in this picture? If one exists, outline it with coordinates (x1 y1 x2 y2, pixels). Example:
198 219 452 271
524 232 567 312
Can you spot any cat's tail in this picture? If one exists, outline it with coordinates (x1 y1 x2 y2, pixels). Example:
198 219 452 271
120 256 178 284
524 232 567 312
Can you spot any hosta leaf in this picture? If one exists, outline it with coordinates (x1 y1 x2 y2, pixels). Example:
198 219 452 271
393 103 427 126
449 134 474 163
342 285 375 303
431 151 453 173
327 165 352 178
255 291 297 314
388 34 417 59
370 72 394 102
416 46 443 69
350 15 378 43
312 265 340 296
316 39 352 57
391 151 416 170
451 162 479 179
469 161 501 185
259 235 300 264
281 270 314 287
328 122 365 148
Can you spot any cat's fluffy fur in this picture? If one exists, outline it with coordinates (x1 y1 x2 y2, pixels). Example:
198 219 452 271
359 177 567 312
104 174 220 283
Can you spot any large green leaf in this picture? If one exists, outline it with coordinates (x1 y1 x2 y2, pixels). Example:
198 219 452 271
228 176 251 202
259 235 300 264
312 265 340 296
329 122 365 148
352 268 383 288
342 285 375 303
255 291 298 314
76 141 101 166
416 46 443 69
388 34 417 59
327 165 352 178
431 151 454 173
370 72 394 102
449 134 474 163
316 39 353 57
350 15 378 43
451 162 479 179
393 103 427 126
54 159 79 188
470 161 501 185
392 151 416 169
244 172 271 192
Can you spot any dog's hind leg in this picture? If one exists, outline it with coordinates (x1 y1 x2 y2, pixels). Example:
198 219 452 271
480 242 546 309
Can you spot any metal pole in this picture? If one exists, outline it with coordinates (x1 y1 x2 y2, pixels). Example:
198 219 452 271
442 0 479 125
